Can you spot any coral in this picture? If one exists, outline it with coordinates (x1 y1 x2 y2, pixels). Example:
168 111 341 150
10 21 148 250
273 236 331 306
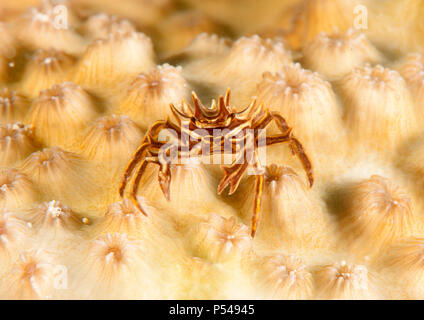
367 0 424 55
190 213 252 262
0 22 16 82
340 175 417 256
24 200 82 235
176 33 232 60
0 168 38 211
0 211 29 266
25 82 97 148
315 260 380 299
82 13 136 41
14 2 86 54
380 238 424 299
258 254 313 299
183 35 292 105
302 28 383 80
0 88 29 125
74 30 155 92
397 53 424 113
115 64 190 130
282 0 362 50
234 165 331 252
255 63 346 171
0 249 58 299
156 10 220 57
339 65 420 154
0 123 38 166
20 49 75 98
19 147 98 213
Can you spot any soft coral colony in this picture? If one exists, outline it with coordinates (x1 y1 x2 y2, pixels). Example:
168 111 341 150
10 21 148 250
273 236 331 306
1 0 424 300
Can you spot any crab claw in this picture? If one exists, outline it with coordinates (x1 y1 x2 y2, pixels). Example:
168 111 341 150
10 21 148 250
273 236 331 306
217 163 249 195
158 165 171 201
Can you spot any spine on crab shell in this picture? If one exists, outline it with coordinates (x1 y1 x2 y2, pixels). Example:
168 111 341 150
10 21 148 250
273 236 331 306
283 0 361 50
257 254 313 300
14 4 86 55
302 29 383 81
74 30 156 91
0 88 29 125
190 213 252 263
340 175 417 257
340 65 420 154
0 249 58 299
115 64 190 131
0 168 38 211
25 82 97 149
255 63 346 172
0 123 38 167
315 260 381 299
20 49 76 98
234 165 330 249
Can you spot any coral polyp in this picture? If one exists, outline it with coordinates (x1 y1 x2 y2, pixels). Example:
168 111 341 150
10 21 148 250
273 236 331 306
115 64 190 130
258 254 313 299
21 49 75 98
315 260 380 299
25 82 97 148
0 89 29 125
0 122 38 166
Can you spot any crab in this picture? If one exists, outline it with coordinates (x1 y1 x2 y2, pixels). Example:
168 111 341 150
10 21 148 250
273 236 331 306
119 89 313 237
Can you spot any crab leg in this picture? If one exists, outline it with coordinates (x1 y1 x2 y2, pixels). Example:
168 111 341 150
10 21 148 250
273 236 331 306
119 120 180 197
266 113 314 187
129 153 174 214
130 158 151 215
251 174 264 237
119 142 151 197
